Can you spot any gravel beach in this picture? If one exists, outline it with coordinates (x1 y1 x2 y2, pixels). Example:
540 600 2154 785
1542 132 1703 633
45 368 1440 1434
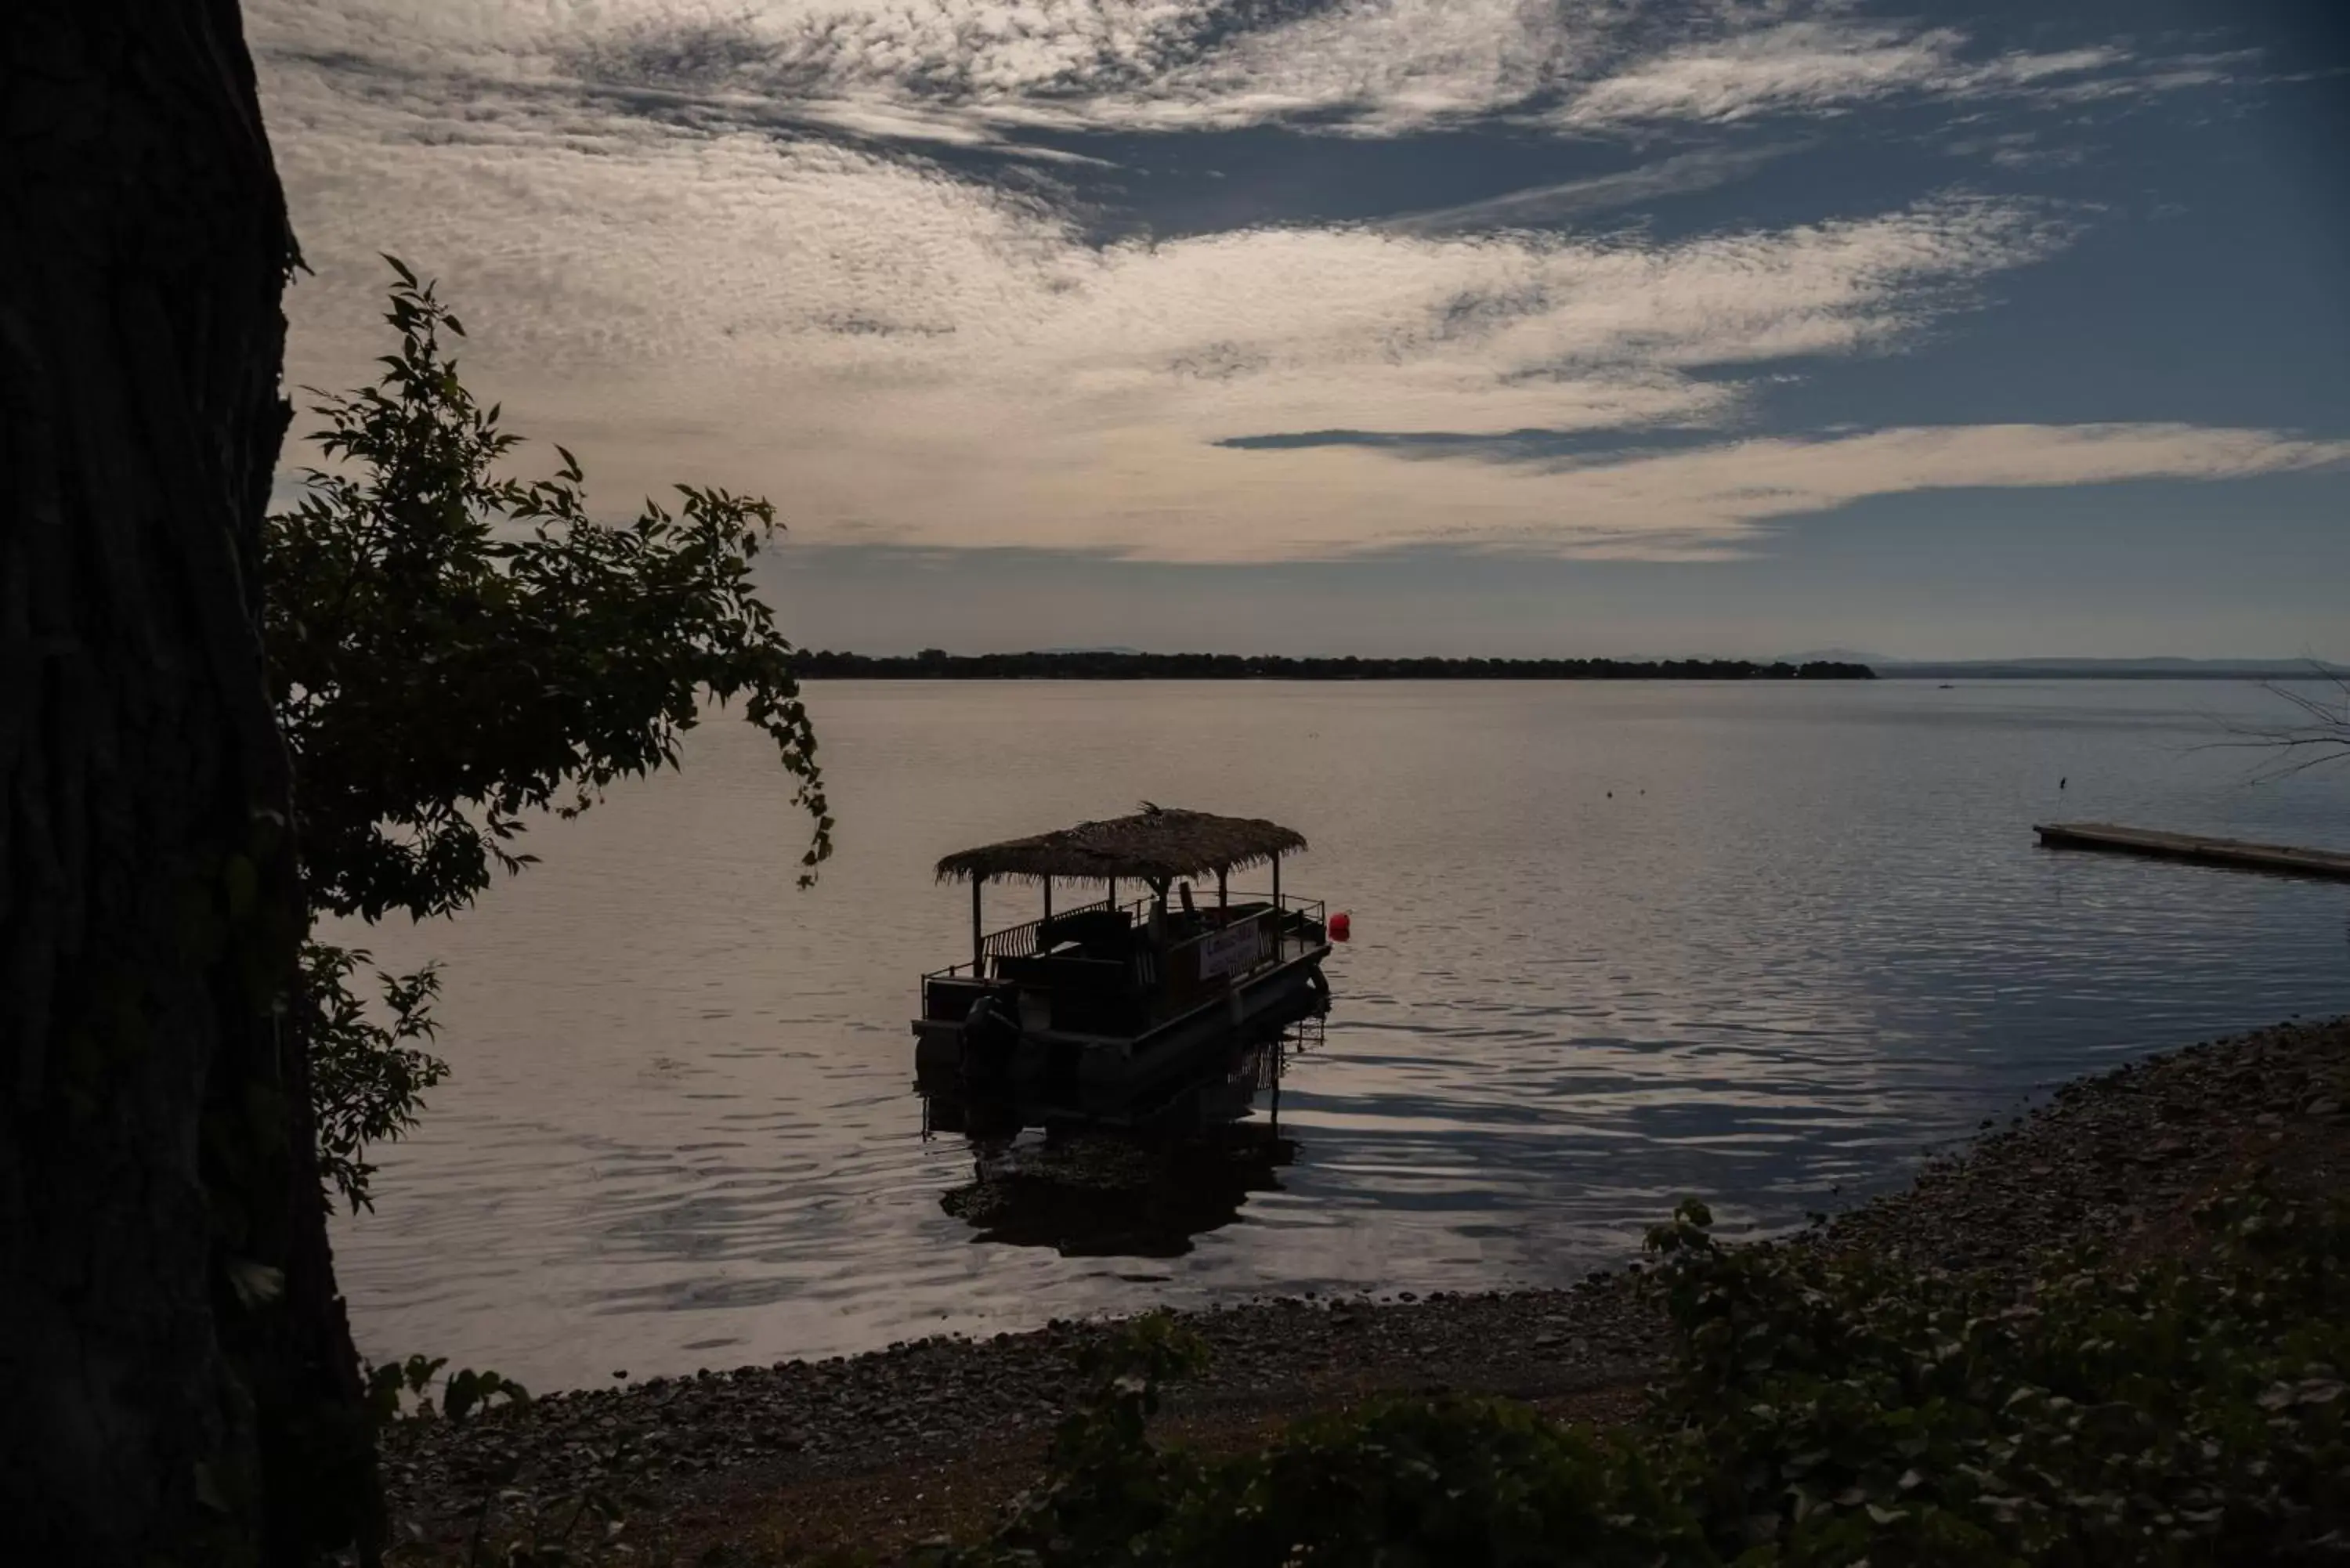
381 1014 2350 1563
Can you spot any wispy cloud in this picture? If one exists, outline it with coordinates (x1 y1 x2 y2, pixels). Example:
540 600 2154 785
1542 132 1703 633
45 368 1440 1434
252 1 1567 149
1379 145 1802 237
252 1 2243 153
1546 19 2247 131
960 422 2350 562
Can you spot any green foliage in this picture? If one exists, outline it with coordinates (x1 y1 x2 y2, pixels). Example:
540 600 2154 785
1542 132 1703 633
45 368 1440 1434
989 1314 1215 1563
364 1353 530 1426
267 258 831 925
368 1356 615 1568
442 1367 533 1426
930 1186 2350 1566
922 1315 1698 1568
365 1353 447 1424
268 260 832 1200
453 1488 624 1568
303 941 447 1211
1649 1187 2350 1565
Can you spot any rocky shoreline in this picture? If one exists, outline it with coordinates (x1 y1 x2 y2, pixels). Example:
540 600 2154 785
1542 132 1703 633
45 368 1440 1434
381 1015 2349 1562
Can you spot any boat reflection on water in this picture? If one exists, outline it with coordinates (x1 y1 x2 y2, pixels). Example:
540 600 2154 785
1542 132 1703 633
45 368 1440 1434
920 1000 1325 1259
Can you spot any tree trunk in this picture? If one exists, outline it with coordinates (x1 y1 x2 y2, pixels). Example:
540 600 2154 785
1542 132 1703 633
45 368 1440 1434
1 4 378 1563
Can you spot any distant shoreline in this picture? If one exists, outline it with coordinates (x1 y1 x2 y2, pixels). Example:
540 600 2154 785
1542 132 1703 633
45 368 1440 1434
1882 663 2342 681
788 651 2347 682
793 652 1876 680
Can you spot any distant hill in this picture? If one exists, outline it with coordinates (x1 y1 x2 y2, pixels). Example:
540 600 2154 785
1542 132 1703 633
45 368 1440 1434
796 650 1877 680
1881 657 2346 681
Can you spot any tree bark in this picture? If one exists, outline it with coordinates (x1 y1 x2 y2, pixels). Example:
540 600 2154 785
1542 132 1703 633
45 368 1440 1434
1 4 378 1563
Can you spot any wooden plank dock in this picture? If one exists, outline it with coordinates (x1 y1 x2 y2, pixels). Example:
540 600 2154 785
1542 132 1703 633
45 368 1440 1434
2034 822 2350 880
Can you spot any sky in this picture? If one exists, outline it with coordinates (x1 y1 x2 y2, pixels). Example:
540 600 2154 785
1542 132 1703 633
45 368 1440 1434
252 0 2350 659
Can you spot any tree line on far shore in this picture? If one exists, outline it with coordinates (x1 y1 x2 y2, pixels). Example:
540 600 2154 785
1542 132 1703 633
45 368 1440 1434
795 650 1878 680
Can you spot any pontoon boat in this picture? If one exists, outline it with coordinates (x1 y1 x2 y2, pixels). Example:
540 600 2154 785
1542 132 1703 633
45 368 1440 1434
913 805 1332 1086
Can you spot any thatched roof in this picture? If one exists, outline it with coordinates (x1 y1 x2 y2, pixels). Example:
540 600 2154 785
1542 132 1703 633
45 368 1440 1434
936 805 1307 885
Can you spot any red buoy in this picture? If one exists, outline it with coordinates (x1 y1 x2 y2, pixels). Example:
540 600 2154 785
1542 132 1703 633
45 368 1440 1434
1329 911 1351 941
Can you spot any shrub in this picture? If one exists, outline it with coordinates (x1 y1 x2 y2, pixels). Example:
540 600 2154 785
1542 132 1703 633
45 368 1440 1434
268 262 832 1209
928 1183 2350 1566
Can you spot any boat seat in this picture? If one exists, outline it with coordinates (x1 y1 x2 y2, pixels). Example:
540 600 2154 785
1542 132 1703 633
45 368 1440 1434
1040 908 1134 959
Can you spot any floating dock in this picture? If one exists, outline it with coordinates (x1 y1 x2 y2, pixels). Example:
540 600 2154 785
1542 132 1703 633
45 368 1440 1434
2034 822 2350 880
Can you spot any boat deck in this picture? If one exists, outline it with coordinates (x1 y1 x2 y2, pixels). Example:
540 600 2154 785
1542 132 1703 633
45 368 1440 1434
2034 821 2350 880
1024 933 1330 1050
913 891 1331 1082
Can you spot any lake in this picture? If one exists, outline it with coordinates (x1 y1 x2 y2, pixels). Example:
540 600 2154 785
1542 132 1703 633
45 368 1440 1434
331 679 2350 1389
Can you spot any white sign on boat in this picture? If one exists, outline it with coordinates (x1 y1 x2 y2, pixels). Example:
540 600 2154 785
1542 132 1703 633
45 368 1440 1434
1198 919 1266 981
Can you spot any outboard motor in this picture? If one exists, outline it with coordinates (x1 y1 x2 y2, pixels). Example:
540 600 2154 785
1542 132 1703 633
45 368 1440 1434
959 991 1020 1082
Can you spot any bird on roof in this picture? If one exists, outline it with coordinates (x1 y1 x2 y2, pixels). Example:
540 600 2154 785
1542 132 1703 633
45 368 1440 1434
1138 800 1164 815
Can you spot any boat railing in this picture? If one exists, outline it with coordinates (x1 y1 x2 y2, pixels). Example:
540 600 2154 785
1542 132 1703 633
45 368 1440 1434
922 891 1327 988
980 894 1123 961
924 894 1142 984
1173 894 1325 985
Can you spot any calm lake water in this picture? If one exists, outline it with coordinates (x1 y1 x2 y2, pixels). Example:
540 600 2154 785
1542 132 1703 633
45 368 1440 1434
332 680 2350 1389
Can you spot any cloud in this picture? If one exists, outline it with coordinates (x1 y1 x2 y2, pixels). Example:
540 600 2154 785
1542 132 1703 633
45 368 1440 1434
251 1 2318 569
847 421 2348 563
268 74 2071 439
1484 421 2350 555
1549 20 2238 130
250 1 1567 150
265 87 2302 565
251 1 2240 154
1379 145 1802 237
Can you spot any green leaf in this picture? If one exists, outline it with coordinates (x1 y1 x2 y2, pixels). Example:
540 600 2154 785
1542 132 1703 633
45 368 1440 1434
224 1258 284 1308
